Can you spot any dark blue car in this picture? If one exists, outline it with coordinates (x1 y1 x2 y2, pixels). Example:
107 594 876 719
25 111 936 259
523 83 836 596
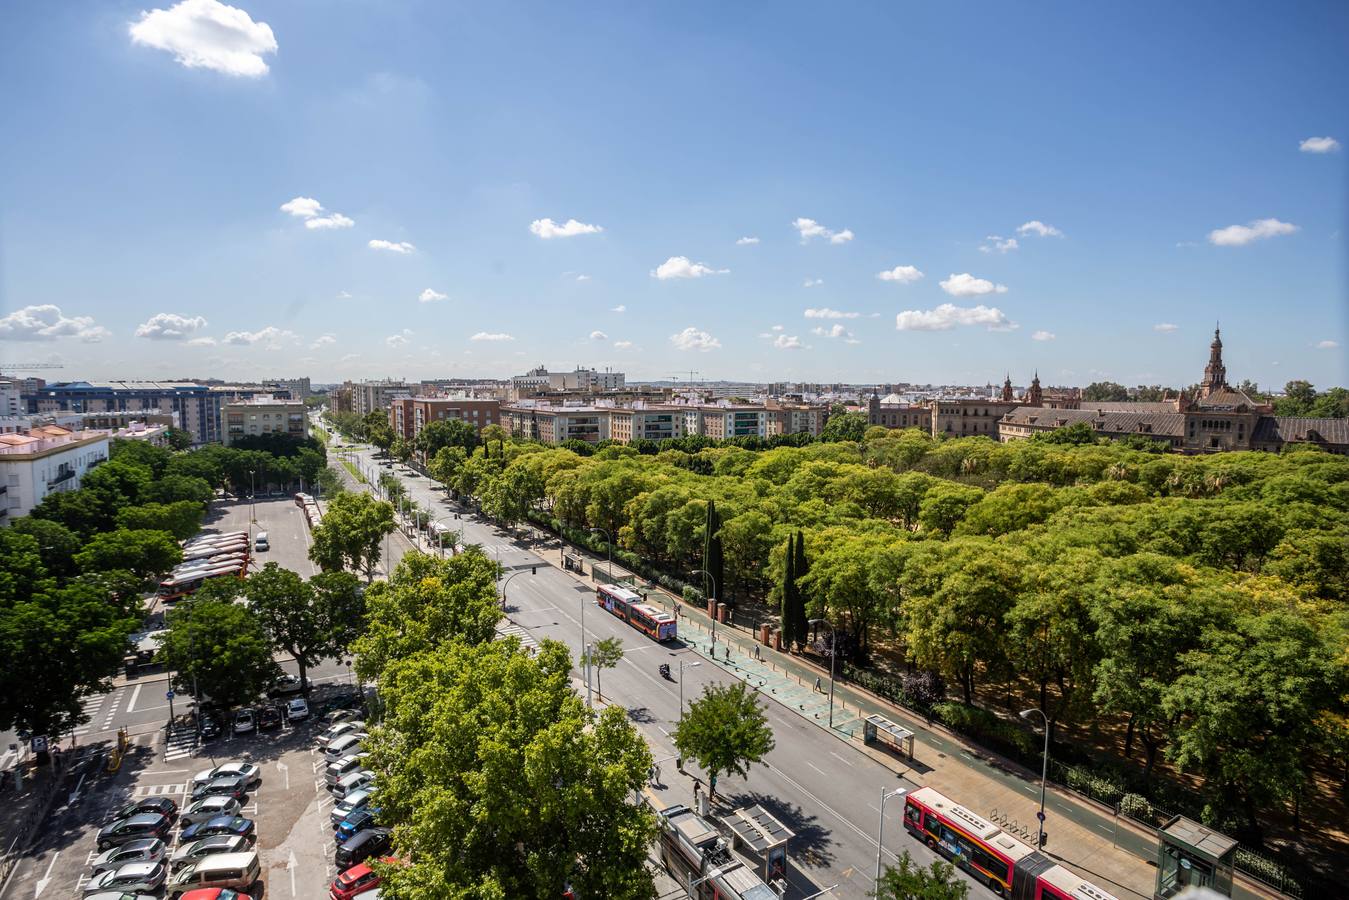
334 808 380 844
181 815 256 844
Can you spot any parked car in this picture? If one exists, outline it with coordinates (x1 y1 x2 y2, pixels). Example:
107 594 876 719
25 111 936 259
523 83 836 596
191 762 260 790
85 893 158 900
286 698 310 722
328 859 392 900
325 733 368 762
180 816 256 844
267 674 305 697
197 713 222 740
179 796 243 828
170 835 252 873
318 721 364 748
326 753 370 786
83 860 167 895
321 709 362 727
330 789 374 826
256 706 283 731
90 838 167 874
334 827 392 871
190 776 247 803
110 796 178 823
176 891 246 900
334 809 379 844
97 814 172 851
232 709 255 735
330 769 375 800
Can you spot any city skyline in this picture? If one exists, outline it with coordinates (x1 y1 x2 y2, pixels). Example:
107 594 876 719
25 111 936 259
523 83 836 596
1 1 1346 387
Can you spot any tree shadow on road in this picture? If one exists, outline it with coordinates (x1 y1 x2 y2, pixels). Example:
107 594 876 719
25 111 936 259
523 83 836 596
719 789 836 869
625 706 656 724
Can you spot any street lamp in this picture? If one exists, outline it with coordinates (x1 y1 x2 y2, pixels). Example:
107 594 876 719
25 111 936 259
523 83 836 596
690 568 718 644
248 469 257 522
875 786 908 889
499 568 534 609
809 618 838 729
679 659 701 719
1019 708 1049 849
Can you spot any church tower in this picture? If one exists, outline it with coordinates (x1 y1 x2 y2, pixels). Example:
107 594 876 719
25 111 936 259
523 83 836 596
1199 326 1228 398
1001 374 1014 402
1027 371 1043 407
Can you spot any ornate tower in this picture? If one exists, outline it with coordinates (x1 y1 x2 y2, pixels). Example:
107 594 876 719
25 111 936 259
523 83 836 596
1027 371 1043 407
1199 326 1228 398
1001 373 1014 402
867 391 881 425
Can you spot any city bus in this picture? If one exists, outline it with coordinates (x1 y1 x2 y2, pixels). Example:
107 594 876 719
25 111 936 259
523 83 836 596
903 787 1121 900
157 563 246 602
595 584 677 642
182 542 248 562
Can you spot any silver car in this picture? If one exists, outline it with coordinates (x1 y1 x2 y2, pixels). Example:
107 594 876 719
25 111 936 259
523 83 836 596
191 762 261 789
329 788 374 826
169 834 251 872
90 838 166 875
178 795 243 828
83 860 167 895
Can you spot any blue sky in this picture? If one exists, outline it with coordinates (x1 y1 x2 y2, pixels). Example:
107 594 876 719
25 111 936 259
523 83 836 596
1 0 1345 389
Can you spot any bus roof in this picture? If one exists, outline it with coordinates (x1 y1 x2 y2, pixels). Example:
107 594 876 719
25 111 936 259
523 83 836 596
908 786 1035 860
599 583 643 603
633 603 674 623
1040 865 1121 900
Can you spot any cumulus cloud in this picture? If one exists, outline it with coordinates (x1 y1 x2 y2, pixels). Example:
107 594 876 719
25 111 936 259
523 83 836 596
186 336 216 347
223 325 297 348
876 265 924 283
574 274 591 282
0 304 106 342
310 334 336 349
940 273 1008 297
470 332 514 342
1017 220 1064 238
529 218 603 239
896 303 1013 332
135 312 208 340
386 329 413 348
1315 339 1339 350
792 217 853 244
1032 330 1056 341
980 236 1019 254
651 256 729 280
804 307 860 319
736 236 760 245
419 288 448 303
590 330 608 341
812 324 846 338
280 197 322 218
613 340 634 350
1154 323 1179 333
803 278 824 288
772 334 805 350
670 327 721 352
1300 136 1340 154
1207 218 1299 246
611 305 626 313
306 213 354 230
369 239 415 254
128 0 277 77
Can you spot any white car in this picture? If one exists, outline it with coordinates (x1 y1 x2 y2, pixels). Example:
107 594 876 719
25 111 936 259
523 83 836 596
191 762 261 789
286 698 310 722
329 788 374 826
90 838 166 874
318 721 365 747
178 795 243 827
83 861 167 895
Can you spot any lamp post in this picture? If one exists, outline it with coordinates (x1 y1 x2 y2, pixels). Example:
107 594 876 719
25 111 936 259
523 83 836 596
499 568 533 609
810 618 838 729
679 659 701 719
248 469 257 522
690 568 718 644
1019 708 1050 849
875 787 908 889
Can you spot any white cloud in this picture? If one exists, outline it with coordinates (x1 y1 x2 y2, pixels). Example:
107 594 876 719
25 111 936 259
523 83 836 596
186 336 217 347
419 288 448 303
803 278 824 288
1207 218 1299 247
470 332 514 342
771 325 784 332
1300 136 1340 154
310 334 336 349
280 197 322 218
876 265 924 283
651 256 729 280
222 326 297 348
896 303 1013 331
0 305 108 342
1315 340 1339 350
1017 220 1064 238
670 327 721 352
339 353 361 363
804 307 860 319
1032 330 1056 341
369 239 416 254
979 236 1019 254
128 0 277 78
1154 323 1179 333
611 305 626 313
812 324 846 338
772 334 805 350
613 340 634 350
736 236 760 245
305 213 354 230
792 217 854 244
336 291 352 300
940 273 1008 297
575 274 591 282
135 312 208 340
590 330 608 341
529 218 603 239
386 329 413 348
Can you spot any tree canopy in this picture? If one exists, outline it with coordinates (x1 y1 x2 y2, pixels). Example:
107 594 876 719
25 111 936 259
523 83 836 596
673 681 776 799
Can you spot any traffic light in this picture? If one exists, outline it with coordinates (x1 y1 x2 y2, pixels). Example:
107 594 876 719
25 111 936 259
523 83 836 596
1039 831 1049 848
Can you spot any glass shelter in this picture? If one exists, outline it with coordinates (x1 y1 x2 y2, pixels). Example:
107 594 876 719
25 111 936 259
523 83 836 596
1154 815 1236 899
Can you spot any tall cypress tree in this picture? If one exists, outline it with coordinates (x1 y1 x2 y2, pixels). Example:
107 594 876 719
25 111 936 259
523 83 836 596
703 500 724 604
780 533 797 650
791 530 811 648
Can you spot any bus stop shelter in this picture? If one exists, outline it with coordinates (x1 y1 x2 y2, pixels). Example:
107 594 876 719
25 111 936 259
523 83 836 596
1153 815 1236 899
863 714 915 759
725 804 794 885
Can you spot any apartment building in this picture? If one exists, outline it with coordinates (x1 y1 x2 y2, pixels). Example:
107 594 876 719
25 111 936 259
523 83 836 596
265 377 312 400
609 406 685 443
0 380 22 417
683 405 770 439
31 381 222 445
510 366 625 397
388 396 503 441
503 404 612 444
0 426 110 525
766 402 825 437
345 380 413 416
223 395 309 445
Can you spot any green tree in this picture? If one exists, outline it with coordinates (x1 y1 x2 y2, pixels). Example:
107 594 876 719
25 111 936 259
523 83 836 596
584 636 625 700
156 600 280 711
109 438 172 476
29 488 112 539
415 418 479 457
74 529 183 580
390 438 413 464
780 533 798 650
703 499 724 602
116 501 205 541
917 482 984 536
309 571 367 654
673 681 776 800
791 529 810 644
1082 380 1129 402
309 491 396 582
10 517 81 581
245 563 364 695
873 851 969 900
146 473 215 506
427 445 468 491
821 409 869 442
164 427 193 450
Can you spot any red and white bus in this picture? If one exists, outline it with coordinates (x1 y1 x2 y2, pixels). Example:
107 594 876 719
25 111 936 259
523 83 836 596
157 562 246 602
903 787 1120 900
595 584 678 642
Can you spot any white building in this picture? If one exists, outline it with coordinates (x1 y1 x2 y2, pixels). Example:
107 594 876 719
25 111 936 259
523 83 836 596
0 426 111 525
510 366 625 396
223 395 309 445
0 380 22 418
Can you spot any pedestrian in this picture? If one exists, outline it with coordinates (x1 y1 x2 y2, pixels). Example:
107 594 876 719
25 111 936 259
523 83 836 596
674 601 681 619
814 676 822 693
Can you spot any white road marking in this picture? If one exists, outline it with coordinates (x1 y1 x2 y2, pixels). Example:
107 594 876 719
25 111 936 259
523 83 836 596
126 683 143 713
807 761 829 776
829 751 855 768
33 851 59 898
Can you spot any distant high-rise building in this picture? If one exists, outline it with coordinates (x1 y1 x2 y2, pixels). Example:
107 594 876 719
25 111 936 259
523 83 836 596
31 381 221 445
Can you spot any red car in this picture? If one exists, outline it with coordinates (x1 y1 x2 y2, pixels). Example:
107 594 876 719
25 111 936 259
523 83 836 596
179 889 247 900
329 857 394 900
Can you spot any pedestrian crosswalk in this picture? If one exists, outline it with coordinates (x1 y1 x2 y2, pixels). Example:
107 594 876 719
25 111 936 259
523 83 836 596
164 724 198 761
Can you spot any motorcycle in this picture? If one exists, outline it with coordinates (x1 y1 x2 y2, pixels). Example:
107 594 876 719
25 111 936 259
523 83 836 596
658 663 672 680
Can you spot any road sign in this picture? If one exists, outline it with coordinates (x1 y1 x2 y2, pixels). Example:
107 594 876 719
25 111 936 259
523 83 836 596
166 690 175 700
1037 811 1046 821
30 735 48 753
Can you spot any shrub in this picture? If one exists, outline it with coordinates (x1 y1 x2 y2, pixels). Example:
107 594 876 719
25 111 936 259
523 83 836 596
1118 793 1153 821
1063 765 1124 806
682 585 704 604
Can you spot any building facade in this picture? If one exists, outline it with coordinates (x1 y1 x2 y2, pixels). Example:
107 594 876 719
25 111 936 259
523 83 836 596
388 397 503 441
343 380 413 416
30 381 221 445
510 366 626 398
0 426 111 525
766 403 826 437
222 396 309 445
